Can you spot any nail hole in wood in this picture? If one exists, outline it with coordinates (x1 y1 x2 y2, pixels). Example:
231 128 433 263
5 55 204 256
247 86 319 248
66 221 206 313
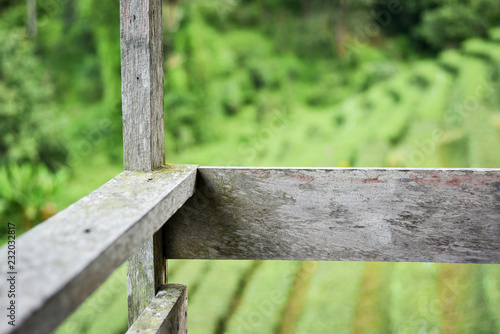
84 229 91 234
133 15 136 21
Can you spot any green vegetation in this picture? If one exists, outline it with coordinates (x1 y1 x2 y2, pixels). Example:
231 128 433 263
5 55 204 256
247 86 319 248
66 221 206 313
293 262 365 333
352 262 393 333
483 265 500 332
223 261 301 334
390 263 441 333
2 0 500 333
181 260 255 334
55 265 128 334
377 0 500 52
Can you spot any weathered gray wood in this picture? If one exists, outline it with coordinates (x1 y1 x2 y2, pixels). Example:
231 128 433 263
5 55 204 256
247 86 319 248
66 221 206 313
165 167 500 263
128 233 167 326
126 284 188 334
120 0 168 326
120 0 165 171
0 165 197 334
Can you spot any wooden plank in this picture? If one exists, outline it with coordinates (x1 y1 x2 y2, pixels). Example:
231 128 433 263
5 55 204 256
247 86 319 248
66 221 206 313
128 233 167 326
120 0 167 326
164 167 500 263
120 0 164 171
0 164 197 334
126 284 188 334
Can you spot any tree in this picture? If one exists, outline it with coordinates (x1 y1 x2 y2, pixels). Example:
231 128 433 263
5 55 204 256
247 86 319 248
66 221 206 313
0 27 67 169
417 4 485 50
376 0 500 52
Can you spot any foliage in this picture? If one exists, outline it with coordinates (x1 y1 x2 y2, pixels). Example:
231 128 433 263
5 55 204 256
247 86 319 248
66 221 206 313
0 26 67 170
184 261 254 334
0 21 70 231
417 4 485 49
294 262 365 333
0 163 67 233
377 0 500 52
54 264 128 334
1 1 500 333
223 261 301 334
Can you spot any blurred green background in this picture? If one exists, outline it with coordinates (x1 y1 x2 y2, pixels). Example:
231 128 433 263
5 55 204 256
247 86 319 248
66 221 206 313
1 0 500 333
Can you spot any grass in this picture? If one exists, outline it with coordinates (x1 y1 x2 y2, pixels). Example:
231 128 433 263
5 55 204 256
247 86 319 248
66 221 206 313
483 265 500 333
454 57 500 168
168 260 211 296
54 152 122 210
352 262 393 334
183 260 255 334
293 262 365 333
51 31 500 334
438 264 496 334
390 263 441 333
55 264 128 334
223 261 301 334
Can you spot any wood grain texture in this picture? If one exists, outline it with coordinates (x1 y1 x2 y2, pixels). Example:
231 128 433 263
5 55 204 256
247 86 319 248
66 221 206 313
128 234 166 326
0 165 197 334
120 0 165 171
126 284 188 334
120 0 167 326
165 167 500 263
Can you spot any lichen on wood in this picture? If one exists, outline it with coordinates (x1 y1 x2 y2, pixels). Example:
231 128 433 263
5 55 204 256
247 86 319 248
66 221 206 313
0 164 197 334
126 284 187 334
165 167 500 263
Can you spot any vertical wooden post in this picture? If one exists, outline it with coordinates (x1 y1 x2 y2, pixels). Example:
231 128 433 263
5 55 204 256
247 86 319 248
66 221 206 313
126 234 167 326
120 0 170 327
121 0 165 172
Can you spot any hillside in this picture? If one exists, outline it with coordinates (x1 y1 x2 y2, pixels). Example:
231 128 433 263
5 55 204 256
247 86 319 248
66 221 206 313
55 28 500 334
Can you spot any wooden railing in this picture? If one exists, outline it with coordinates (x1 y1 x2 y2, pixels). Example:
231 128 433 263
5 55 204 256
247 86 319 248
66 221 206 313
1 0 499 333
0 166 196 334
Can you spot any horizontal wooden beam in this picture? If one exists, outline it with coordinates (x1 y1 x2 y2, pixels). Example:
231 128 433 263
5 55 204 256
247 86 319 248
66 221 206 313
0 165 197 334
165 167 500 263
126 284 187 334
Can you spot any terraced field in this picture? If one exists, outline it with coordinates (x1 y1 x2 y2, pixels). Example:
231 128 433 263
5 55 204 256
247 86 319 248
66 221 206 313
56 31 500 333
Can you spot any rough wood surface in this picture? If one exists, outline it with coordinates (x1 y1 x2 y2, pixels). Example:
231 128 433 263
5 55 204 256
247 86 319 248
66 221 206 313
165 167 500 263
120 0 164 171
128 234 166 326
0 165 197 334
126 284 188 334
120 0 168 326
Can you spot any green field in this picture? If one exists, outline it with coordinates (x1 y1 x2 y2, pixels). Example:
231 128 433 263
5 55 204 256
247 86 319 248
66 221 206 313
2 1 500 333
54 29 500 333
